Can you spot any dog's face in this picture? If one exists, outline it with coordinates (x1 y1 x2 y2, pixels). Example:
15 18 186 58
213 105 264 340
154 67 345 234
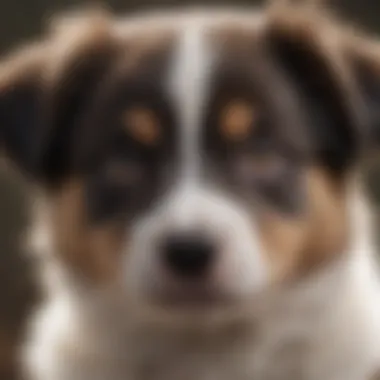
1 6 379 317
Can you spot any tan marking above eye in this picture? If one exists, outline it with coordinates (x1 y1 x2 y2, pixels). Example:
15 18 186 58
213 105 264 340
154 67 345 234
122 107 161 145
220 100 257 141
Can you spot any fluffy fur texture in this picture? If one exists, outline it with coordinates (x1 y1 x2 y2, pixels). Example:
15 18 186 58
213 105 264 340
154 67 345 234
1 2 380 380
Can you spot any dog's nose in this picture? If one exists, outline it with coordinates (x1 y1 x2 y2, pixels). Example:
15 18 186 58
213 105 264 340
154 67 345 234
160 232 215 278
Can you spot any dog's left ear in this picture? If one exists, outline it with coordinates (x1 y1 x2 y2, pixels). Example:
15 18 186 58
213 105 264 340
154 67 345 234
265 6 368 175
265 4 380 171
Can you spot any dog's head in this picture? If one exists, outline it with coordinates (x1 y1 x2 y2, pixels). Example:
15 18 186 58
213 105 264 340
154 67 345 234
1 4 379 319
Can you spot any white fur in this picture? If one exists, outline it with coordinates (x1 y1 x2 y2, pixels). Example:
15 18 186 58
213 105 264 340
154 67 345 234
168 17 210 179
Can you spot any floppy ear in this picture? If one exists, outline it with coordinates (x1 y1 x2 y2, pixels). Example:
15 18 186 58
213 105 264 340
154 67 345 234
0 11 117 185
0 43 47 177
265 6 368 175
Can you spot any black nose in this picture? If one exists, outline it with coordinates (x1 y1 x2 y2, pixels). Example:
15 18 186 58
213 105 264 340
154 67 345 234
160 232 215 278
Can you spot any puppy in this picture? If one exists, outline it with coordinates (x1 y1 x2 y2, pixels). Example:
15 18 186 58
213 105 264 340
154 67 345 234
1 3 380 380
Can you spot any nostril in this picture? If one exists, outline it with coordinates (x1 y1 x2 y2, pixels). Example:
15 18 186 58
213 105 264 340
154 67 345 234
160 232 215 278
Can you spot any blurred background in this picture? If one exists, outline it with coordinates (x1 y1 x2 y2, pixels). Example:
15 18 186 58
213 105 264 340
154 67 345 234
0 0 379 379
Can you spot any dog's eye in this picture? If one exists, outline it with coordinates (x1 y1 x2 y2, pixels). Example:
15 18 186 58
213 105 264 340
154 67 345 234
220 100 257 142
122 107 161 146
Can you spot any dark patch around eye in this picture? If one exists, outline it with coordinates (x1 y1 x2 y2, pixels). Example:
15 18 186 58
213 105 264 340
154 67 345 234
251 163 305 215
85 159 160 224
86 173 129 223
202 44 315 218
81 95 175 225
227 150 305 215
233 153 286 183
85 123 173 225
73 46 176 174
205 96 305 215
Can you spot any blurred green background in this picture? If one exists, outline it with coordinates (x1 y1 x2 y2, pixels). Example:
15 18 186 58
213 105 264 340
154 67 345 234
0 0 379 379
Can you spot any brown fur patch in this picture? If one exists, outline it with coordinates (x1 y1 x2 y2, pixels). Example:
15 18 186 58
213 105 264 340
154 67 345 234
48 180 126 283
259 167 349 283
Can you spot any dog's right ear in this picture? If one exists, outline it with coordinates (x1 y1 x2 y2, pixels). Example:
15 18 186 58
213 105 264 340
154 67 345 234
0 42 48 177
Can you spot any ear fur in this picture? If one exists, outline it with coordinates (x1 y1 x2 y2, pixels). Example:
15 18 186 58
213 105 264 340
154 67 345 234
0 9 118 185
265 4 370 174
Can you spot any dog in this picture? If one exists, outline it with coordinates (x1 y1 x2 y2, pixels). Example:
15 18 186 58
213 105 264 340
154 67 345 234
1 2 380 379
